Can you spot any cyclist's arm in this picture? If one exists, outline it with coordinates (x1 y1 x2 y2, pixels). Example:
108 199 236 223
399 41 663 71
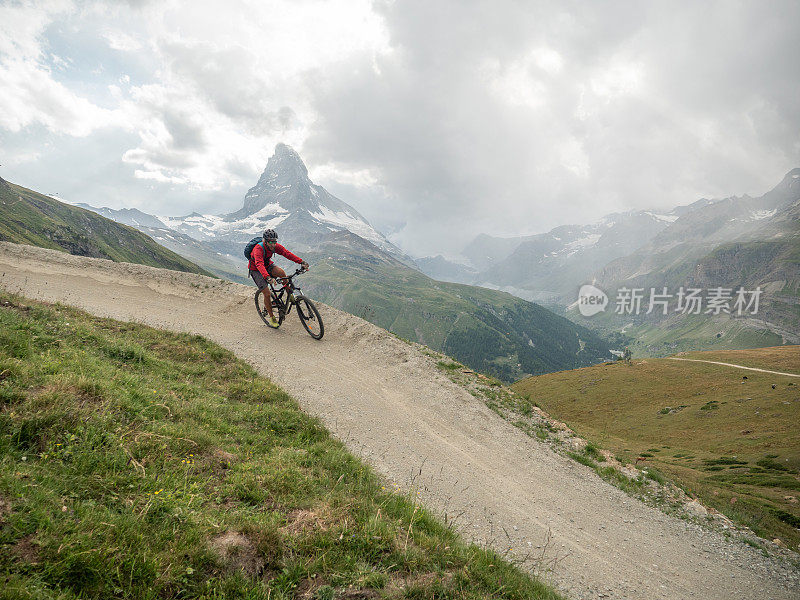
275 244 304 265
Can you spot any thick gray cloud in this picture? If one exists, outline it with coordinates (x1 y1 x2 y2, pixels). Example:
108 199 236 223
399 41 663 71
304 0 800 255
1 0 798 258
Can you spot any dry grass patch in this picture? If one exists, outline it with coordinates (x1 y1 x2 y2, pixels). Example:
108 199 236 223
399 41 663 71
512 351 800 549
281 502 340 536
10 534 40 565
209 530 266 578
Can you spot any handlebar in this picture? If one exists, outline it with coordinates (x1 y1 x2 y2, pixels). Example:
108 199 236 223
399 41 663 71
273 267 307 285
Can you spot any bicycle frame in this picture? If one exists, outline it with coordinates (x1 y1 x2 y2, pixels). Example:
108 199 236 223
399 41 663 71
267 268 305 322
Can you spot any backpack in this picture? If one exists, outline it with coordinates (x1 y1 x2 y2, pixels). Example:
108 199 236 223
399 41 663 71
244 237 264 260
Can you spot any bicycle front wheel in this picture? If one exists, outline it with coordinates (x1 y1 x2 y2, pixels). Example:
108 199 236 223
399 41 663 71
255 289 282 328
296 296 324 339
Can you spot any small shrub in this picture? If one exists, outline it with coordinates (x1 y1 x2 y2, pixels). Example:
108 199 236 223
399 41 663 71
703 457 747 466
755 458 789 472
772 509 800 528
584 442 605 462
567 451 597 469
436 361 461 371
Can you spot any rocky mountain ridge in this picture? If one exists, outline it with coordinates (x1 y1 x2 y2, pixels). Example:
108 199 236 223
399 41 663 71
157 144 408 261
419 169 799 308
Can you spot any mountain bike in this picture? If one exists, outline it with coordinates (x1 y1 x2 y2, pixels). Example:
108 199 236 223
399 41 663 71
254 268 324 340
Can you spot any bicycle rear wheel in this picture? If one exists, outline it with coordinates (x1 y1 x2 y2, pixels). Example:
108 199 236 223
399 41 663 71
295 296 324 339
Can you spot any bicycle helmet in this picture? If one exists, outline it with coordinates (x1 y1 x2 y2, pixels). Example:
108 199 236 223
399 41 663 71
263 228 278 242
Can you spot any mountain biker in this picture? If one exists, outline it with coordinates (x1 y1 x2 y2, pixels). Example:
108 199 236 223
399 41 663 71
249 229 309 327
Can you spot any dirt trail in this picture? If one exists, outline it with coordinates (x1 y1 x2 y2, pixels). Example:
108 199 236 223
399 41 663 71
1 243 797 600
667 357 800 378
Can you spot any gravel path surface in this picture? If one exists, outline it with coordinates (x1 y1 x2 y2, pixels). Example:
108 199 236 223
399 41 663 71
2 243 798 600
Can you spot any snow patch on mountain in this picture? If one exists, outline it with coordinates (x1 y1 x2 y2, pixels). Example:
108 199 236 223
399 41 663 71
308 205 386 246
157 211 292 239
749 209 777 220
645 211 680 223
563 233 601 255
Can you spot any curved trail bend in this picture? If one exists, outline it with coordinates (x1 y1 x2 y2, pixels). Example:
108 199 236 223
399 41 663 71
1 243 797 600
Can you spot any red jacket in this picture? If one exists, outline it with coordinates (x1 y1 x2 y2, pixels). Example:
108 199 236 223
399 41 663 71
248 242 303 278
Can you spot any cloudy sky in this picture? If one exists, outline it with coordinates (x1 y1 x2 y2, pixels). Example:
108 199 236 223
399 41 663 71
2 0 799 257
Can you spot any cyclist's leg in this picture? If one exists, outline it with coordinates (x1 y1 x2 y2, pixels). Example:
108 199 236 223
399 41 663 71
251 269 275 318
270 265 290 301
263 264 285 318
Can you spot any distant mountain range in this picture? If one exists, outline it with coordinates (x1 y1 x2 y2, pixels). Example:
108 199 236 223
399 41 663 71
299 230 610 382
419 203 714 304
0 176 211 276
587 169 800 353
417 169 800 353
77 143 409 267
44 145 613 381
64 140 796 363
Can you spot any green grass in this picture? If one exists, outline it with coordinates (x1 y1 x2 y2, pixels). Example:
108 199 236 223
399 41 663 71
0 293 562 599
512 352 800 549
588 311 789 359
436 361 462 371
0 179 212 276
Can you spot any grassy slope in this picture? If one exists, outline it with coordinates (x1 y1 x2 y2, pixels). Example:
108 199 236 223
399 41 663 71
0 293 561 600
511 348 800 550
579 231 800 357
0 179 212 276
618 313 786 357
300 242 611 383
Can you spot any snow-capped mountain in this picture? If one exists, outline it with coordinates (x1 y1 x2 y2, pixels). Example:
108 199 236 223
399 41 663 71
593 168 800 289
73 204 167 230
418 169 799 307
76 144 414 275
156 144 406 261
418 208 684 302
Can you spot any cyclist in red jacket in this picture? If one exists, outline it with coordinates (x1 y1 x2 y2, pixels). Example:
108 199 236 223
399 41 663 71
249 228 308 327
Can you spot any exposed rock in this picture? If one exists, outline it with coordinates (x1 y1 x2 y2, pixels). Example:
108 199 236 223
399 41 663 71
684 500 709 517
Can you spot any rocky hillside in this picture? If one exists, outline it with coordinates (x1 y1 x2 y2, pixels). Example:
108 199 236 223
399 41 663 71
584 169 800 353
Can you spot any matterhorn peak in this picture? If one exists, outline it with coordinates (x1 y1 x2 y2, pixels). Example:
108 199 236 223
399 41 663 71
257 143 309 185
148 144 409 264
